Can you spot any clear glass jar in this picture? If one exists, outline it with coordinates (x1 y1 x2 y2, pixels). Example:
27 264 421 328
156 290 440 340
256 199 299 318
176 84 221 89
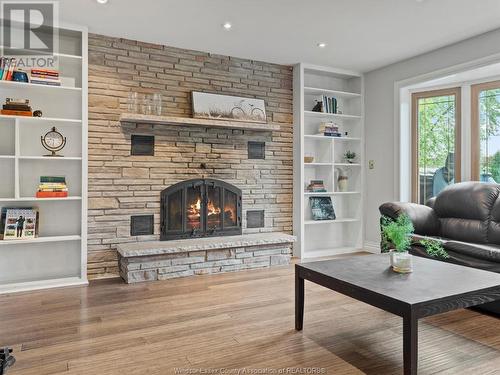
390 251 413 273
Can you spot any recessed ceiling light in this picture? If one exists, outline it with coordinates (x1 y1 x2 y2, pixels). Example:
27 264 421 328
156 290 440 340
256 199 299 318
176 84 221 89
222 22 232 30
96 0 108 4
317 42 327 48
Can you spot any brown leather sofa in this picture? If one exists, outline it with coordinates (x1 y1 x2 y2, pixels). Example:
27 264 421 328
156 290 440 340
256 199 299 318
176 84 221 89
379 181 500 315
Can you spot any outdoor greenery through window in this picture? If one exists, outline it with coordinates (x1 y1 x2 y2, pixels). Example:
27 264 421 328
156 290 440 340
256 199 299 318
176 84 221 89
478 88 500 182
412 89 460 204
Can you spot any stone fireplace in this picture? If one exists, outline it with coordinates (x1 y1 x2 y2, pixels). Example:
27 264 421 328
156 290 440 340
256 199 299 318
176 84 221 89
87 35 293 279
160 178 242 240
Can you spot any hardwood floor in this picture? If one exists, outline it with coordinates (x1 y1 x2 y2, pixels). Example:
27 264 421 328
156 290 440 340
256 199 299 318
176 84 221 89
1 259 500 375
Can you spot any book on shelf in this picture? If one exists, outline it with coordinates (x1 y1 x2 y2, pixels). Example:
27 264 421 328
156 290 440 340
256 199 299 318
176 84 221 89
0 109 32 116
2 208 39 240
319 95 338 114
306 180 327 193
36 191 68 198
0 57 17 81
309 197 336 221
318 122 341 137
37 176 69 198
29 68 61 86
40 176 66 183
1 98 32 116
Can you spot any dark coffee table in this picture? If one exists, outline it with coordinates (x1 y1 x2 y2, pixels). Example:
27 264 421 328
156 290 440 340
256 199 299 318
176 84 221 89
295 254 500 375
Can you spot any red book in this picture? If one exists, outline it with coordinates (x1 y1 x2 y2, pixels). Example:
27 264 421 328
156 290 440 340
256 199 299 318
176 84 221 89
36 191 69 198
1 109 32 116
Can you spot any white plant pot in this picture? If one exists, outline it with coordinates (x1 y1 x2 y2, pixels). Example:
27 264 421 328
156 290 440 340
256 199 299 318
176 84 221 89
390 250 413 273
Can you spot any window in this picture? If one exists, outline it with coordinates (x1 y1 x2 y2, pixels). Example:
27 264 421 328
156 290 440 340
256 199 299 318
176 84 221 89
471 81 500 182
411 88 461 204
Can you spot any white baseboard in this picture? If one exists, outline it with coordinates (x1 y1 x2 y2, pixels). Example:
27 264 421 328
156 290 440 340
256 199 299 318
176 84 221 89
364 241 381 254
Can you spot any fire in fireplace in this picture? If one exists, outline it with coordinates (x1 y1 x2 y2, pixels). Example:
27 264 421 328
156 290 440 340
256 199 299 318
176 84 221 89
160 178 242 240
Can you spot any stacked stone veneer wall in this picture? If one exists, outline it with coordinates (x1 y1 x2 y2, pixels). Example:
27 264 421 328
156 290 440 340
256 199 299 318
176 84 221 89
87 34 294 279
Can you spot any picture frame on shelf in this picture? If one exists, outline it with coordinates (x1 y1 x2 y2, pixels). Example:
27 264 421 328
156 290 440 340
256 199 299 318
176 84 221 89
191 91 267 124
309 197 336 221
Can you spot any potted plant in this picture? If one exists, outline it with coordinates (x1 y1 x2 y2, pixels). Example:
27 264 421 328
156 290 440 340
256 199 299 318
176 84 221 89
381 214 414 273
344 150 356 164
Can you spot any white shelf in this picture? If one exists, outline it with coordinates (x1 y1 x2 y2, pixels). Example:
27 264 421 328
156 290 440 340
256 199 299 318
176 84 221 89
294 63 364 260
0 24 88 294
304 191 360 196
0 235 81 245
19 156 82 161
304 87 361 98
304 135 361 141
0 277 87 294
305 219 360 225
334 163 361 167
304 162 334 166
0 114 82 123
302 246 361 259
0 196 81 202
304 110 362 120
0 80 81 92
0 46 82 60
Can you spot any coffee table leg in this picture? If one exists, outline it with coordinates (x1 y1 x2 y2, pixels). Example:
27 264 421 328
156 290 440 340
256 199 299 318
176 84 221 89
295 270 304 331
403 313 418 375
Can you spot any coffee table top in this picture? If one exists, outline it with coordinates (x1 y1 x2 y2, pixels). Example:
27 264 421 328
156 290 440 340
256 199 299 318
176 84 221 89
298 254 500 307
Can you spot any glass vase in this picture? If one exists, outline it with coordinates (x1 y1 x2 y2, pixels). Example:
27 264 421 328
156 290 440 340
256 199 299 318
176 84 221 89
390 251 413 273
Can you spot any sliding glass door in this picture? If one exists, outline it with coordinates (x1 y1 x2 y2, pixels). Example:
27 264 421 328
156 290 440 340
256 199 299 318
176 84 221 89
411 88 461 204
471 81 500 182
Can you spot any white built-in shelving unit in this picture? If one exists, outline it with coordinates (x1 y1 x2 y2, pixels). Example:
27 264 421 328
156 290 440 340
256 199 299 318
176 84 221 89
293 63 364 259
0 24 88 293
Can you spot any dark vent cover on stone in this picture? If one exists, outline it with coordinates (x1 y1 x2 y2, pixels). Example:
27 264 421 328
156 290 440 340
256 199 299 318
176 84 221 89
131 135 154 156
248 141 265 159
247 210 265 228
131 215 154 236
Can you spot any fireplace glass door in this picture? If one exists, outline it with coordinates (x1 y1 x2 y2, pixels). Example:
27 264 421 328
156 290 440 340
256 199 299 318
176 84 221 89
161 179 242 240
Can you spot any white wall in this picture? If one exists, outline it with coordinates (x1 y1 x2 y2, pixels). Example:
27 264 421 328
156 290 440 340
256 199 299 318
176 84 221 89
364 28 500 245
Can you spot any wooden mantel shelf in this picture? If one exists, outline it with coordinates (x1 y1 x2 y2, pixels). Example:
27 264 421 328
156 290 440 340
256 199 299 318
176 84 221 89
120 113 280 131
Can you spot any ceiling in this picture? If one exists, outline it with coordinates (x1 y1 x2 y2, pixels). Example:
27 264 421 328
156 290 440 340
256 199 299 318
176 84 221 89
59 0 500 72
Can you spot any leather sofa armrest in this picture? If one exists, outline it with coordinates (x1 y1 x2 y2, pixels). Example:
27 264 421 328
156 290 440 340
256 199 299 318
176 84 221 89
379 202 440 236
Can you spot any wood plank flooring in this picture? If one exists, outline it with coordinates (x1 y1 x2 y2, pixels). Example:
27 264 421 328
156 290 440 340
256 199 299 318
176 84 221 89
1 259 500 374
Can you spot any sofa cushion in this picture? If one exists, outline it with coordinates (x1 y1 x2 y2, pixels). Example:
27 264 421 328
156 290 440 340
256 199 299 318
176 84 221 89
444 241 500 263
379 202 440 236
433 182 500 221
488 198 500 245
433 182 500 243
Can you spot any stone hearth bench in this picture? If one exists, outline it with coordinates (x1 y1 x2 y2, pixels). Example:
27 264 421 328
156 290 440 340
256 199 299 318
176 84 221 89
117 233 296 283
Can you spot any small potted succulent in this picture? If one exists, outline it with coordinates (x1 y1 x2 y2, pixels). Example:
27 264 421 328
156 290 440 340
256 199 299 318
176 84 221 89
344 150 356 164
381 214 414 273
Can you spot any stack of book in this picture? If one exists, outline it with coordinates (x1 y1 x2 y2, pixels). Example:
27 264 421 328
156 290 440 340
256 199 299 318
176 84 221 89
1 98 32 116
0 57 17 80
29 69 61 86
318 122 341 137
320 95 338 114
36 176 68 198
306 180 327 193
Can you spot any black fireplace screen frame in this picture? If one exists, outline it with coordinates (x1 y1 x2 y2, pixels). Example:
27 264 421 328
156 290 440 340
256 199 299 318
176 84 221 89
160 178 242 240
